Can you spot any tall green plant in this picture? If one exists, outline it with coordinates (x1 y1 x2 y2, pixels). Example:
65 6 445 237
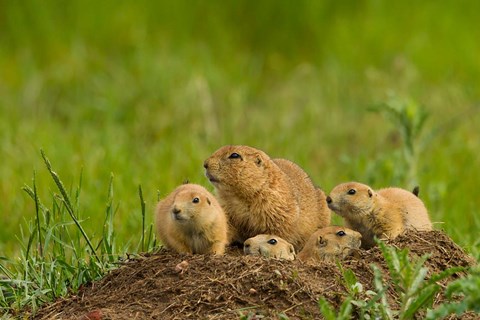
376 240 464 319
318 240 466 319
370 96 429 186
426 265 480 319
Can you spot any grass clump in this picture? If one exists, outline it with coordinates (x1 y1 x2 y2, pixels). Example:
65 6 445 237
318 239 473 320
0 151 155 316
426 265 480 319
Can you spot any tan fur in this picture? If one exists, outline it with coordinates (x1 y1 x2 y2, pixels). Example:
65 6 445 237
243 234 296 260
204 145 331 250
327 182 432 249
155 183 228 255
297 226 362 262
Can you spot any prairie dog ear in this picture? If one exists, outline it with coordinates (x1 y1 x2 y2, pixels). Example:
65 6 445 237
368 188 373 197
206 197 211 205
289 243 296 255
317 236 328 248
255 154 263 167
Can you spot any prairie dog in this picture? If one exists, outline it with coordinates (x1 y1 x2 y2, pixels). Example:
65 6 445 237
412 186 420 197
155 183 228 255
326 182 432 249
243 234 296 260
203 145 331 250
297 226 362 262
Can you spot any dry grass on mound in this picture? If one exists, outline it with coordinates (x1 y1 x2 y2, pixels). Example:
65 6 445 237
33 230 476 320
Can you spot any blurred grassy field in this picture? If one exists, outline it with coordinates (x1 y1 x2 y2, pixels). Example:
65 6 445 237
1 0 479 258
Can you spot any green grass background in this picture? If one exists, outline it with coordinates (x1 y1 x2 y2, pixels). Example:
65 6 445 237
1 0 479 259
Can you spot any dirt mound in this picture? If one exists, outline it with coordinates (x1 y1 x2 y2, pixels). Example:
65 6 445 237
33 230 476 320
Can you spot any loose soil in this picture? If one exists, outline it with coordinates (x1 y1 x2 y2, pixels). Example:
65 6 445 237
33 230 477 319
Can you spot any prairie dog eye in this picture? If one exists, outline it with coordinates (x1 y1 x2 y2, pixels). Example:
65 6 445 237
192 197 200 203
267 239 277 245
336 230 346 236
228 153 241 159
347 189 356 195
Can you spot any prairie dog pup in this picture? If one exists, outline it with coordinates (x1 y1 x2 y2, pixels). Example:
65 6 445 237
243 234 296 260
155 183 228 255
203 145 331 251
297 226 362 262
326 182 432 249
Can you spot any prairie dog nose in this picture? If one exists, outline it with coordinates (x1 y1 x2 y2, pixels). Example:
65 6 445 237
172 207 181 214
326 196 332 204
203 160 209 169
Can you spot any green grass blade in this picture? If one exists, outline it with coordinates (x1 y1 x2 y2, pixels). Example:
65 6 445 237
40 149 101 264
139 184 146 252
31 171 43 258
146 224 154 252
102 173 116 261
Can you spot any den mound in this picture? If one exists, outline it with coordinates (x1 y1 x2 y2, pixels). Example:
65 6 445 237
34 230 476 320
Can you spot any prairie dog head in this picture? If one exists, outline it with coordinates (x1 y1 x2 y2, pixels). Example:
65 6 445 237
298 226 362 262
326 182 375 218
243 234 296 260
203 145 271 194
170 185 215 224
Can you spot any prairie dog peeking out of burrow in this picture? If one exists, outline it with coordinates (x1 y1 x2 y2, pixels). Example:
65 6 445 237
243 234 296 260
297 226 362 262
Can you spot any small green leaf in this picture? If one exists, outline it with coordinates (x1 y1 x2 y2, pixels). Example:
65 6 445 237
338 297 353 319
318 297 338 320
402 285 438 319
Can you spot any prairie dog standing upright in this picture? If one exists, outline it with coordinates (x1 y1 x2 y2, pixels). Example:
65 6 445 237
155 183 228 255
326 182 432 248
204 145 331 250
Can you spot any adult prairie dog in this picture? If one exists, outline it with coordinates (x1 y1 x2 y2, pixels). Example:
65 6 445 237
155 183 228 255
326 182 432 249
297 226 362 262
203 145 331 251
243 234 296 260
